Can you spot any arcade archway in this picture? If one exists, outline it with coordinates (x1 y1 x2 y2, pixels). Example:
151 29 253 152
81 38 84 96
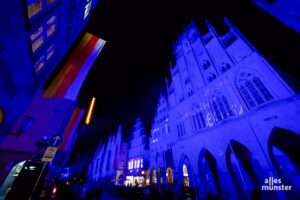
151 169 157 185
167 168 173 184
198 149 221 199
268 127 300 197
226 140 261 200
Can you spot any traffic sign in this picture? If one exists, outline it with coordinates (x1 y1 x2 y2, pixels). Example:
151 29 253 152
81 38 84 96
42 147 57 162
48 135 63 147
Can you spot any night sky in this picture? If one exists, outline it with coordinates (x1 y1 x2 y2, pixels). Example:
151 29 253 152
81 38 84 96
70 0 300 156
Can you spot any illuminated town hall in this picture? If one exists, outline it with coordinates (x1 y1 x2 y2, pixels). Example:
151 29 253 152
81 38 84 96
88 18 300 199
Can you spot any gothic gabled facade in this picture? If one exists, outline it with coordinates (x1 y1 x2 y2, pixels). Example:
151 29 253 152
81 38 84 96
88 125 123 183
149 17 300 200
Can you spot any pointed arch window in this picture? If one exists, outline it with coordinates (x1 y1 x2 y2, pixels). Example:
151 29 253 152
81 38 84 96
191 106 206 132
208 72 217 82
202 60 211 70
210 93 234 122
176 114 186 138
237 72 273 109
220 62 231 73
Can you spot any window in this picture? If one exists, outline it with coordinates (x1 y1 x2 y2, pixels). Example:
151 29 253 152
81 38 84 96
33 41 57 75
29 14 58 55
224 34 237 47
137 159 140 168
34 55 46 75
191 109 206 131
202 60 211 70
253 77 273 101
27 0 43 20
220 62 231 73
210 93 234 122
237 73 273 109
141 159 143 168
208 72 216 82
177 122 186 138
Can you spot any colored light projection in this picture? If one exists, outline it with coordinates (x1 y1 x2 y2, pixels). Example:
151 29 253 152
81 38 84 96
43 32 106 100
58 108 85 151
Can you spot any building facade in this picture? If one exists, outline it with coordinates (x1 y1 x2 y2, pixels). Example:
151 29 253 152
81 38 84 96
149 18 300 200
87 125 124 184
0 32 106 199
0 0 98 142
126 118 150 187
253 0 300 34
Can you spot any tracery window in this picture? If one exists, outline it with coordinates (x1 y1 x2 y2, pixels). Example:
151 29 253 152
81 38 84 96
191 106 206 131
210 92 234 122
237 72 273 109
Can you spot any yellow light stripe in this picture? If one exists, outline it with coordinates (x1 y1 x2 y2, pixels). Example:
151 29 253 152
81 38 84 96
43 33 93 97
85 97 96 125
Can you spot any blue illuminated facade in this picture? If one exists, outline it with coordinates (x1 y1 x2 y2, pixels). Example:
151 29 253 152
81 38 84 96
253 0 300 34
149 18 300 199
0 0 98 141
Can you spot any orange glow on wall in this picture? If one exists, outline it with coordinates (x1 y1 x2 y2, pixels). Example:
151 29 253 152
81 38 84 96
85 97 96 125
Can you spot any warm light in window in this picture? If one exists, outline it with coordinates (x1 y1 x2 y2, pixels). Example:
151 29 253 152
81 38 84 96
27 0 43 19
47 24 56 37
32 35 44 53
30 26 44 42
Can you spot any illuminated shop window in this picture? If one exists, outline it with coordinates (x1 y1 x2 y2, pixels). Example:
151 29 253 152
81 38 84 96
27 0 43 20
137 159 140 168
84 0 92 20
141 159 143 168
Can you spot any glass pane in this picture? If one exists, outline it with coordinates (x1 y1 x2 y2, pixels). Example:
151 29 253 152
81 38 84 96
27 0 43 19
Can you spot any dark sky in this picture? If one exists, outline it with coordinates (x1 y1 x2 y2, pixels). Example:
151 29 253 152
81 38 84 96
72 0 300 155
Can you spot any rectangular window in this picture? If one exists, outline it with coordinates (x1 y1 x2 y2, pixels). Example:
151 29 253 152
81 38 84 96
34 55 46 74
46 43 56 61
137 159 140 168
141 159 143 168
27 0 43 20
46 15 57 38
32 35 44 53
30 26 44 42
